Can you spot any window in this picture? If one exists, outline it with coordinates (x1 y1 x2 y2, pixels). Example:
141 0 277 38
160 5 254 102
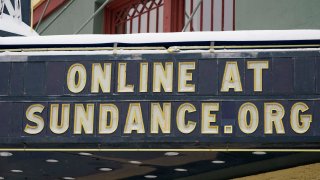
184 0 235 31
104 0 235 34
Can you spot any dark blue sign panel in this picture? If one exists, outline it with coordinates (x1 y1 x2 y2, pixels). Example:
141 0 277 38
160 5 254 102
0 50 319 149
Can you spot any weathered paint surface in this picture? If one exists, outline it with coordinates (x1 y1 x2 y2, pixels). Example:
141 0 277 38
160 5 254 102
236 0 320 30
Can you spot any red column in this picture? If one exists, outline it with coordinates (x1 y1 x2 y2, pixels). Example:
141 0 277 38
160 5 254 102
104 7 113 34
163 0 185 32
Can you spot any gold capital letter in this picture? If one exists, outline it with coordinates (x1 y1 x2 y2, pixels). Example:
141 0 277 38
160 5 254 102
178 62 195 92
50 104 70 134
67 63 87 93
221 61 242 92
290 102 312 134
24 104 45 134
124 103 145 134
74 104 94 134
153 62 173 92
247 61 269 92
176 103 197 134
201 103 219 134
151 103 171 134
91 63 112 93
99 104 119 134
238 102 259 134
139 62 148 92
118 63 134 92
264 103 285 134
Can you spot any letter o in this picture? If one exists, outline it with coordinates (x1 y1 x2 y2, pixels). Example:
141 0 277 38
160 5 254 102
67 63 87 93
238 102 259 134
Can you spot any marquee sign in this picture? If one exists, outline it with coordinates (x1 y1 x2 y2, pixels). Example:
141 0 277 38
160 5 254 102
0 50 319 149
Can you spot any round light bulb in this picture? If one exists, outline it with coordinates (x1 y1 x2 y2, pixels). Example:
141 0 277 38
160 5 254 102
0 152 12 157
46 159 59 163
11 170 23 173
164 152 179 156
78 152 92 156
252 151 267 155
129 160 142 165
212 160 225 164
144 175 157 178
174 168 187 172
99 168 112 172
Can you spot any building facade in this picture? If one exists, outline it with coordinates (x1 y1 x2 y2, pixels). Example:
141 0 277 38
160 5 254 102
33 0 320 35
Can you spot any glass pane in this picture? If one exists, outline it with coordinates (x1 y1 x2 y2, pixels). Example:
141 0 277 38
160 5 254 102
203 0 211 31
149 8 157 33
158 5 163 32
132 17 139 33
141 13 148 33
224 0 234 30
213 0 222 31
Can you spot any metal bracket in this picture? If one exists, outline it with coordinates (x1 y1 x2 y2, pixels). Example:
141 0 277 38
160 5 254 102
167 46 180 53
113 43 118 54
0 0 22 20
210 42 215 53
